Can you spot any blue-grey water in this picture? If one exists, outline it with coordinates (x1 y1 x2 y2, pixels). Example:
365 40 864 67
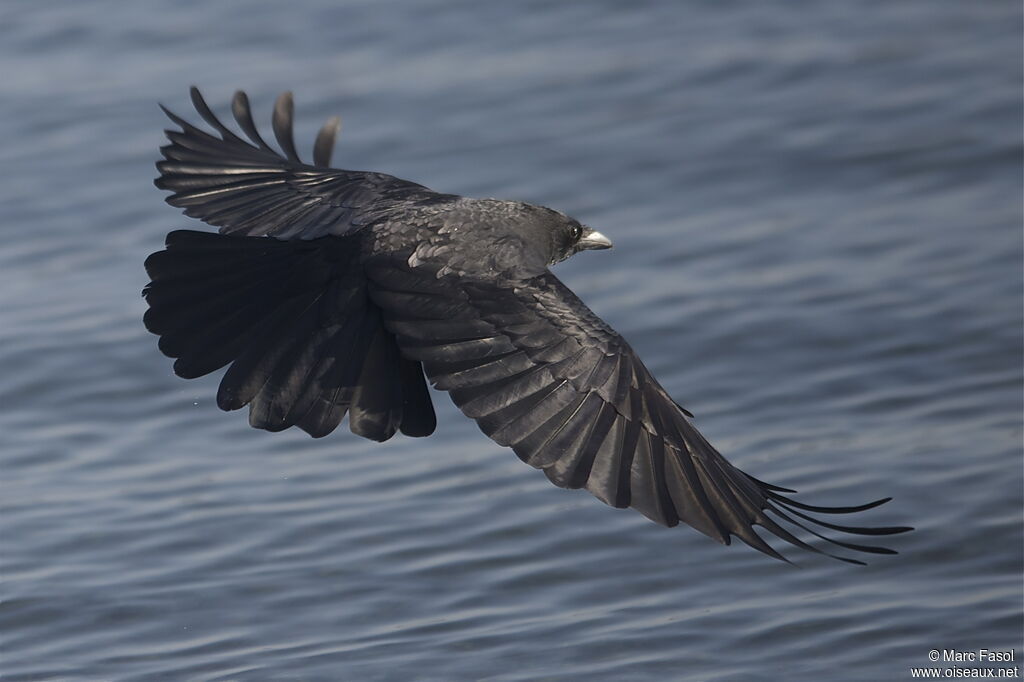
2 2 1021 681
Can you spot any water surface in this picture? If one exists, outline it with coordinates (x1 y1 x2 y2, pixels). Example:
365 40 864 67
2 2 1021 680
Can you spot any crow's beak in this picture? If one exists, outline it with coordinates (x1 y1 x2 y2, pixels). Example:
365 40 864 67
578 228 613 251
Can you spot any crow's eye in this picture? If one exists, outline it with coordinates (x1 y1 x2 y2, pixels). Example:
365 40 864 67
570 224 582 242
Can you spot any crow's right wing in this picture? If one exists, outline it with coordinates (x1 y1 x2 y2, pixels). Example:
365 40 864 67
367 255 911 564
155 87 445 240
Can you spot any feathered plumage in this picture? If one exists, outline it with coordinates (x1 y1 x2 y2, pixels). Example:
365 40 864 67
144 88 911 563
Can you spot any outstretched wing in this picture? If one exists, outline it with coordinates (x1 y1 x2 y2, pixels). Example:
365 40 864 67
155 87 445 239
366 256 911 564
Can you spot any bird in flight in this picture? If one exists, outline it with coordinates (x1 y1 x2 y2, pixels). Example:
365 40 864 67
144 87 910 564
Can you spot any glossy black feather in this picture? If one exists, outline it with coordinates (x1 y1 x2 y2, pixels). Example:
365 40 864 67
145 88 911 564
365 255 910 563
155 90 440 239
143 230 435 440
313 116 341 168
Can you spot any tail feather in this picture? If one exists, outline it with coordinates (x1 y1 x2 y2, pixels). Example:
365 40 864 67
245 286 374 432
231 289 341 426
171 296 296 379
397 355 438 437
349 323 405 441
296 399 349 439
143 230 436 440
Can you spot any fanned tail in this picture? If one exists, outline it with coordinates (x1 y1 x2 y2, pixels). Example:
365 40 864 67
143 230 436 441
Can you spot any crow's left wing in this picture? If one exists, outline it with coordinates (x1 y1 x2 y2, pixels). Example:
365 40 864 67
155 88 445 240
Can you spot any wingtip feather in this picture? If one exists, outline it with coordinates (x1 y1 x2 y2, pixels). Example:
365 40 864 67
272 91 301 163
313 116 341 167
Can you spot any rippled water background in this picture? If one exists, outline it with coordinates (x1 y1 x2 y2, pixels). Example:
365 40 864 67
2 2 1021 680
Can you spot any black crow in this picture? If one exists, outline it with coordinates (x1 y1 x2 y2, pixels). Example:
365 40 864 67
144 88 910 564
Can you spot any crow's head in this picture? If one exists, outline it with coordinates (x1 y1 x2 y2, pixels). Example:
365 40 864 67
528 205 612 265
453 200 613 276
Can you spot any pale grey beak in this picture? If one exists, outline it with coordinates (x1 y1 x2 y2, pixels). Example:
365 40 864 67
578 228 613 251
